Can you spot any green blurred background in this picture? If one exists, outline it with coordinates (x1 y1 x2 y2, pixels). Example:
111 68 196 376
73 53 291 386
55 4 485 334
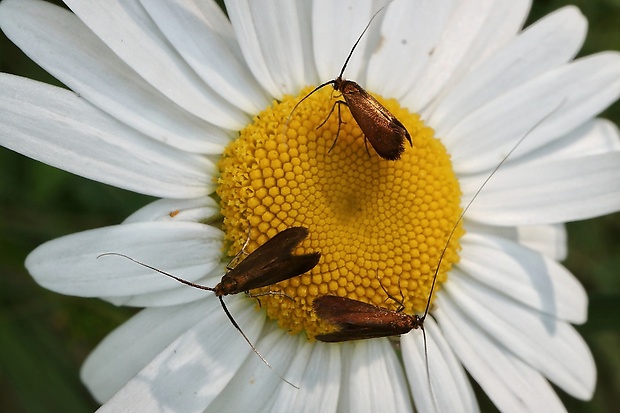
0 0 619 411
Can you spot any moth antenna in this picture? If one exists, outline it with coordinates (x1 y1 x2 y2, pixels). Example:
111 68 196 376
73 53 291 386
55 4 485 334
418 99 566 411
97 252 215 292
422 99 566 321
337 5 388 80
420 325 439 412
286 79 336 128
218 296 299 389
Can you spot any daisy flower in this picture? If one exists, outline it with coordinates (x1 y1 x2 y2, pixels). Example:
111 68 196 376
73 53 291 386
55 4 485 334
2 0 620 412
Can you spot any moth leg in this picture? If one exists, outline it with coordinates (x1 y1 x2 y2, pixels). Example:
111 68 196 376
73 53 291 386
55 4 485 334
378 276 406 312
315 100 348 153
227 226 252 271
318 99 348 130
245 290 295 308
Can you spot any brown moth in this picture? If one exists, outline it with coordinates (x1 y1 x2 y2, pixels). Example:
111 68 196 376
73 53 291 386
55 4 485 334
290 6 412 161
100 226 320 388
313 294 422 342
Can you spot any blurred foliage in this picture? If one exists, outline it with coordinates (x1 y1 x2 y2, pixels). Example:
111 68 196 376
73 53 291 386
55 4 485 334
0 0 619 412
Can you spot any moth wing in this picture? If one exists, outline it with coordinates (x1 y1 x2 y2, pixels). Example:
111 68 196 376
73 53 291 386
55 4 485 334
342 82 411 161
233 251 320 291
313 295 415 342
231 227 308 273
224 227 319 292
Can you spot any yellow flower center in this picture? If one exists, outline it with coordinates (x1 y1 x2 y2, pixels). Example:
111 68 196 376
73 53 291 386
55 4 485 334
217 86 463 339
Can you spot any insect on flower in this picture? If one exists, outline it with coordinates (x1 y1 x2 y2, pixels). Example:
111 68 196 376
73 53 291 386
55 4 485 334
313 96 563 339
289 6 412 161
312 101 564 403
100 226 320 388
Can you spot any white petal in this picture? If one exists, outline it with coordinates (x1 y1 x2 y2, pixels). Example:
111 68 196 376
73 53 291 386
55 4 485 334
367 0 453 99
517 118 620 166
403 0 530 113
123 197 220 224
462 152 620 225
96 296 265 410
446 0 531 73
338 340 413 412
143 0 270 114
312 0 376 82
0 74 214 198
458 232 586 323
435 297 569 413
63 0 247 129
82 299 213 402
431 6 586 136
225 0 316 97
514 224 568 261
448 52 620 175
444 276 596 399
259 339 341 413
25 222 223 297
401 318 479 413
465 221 568 261
0 0 231 154
204 324 303 412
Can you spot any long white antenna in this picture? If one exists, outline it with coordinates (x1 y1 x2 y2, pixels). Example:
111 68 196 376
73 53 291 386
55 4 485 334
421 99 565 410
